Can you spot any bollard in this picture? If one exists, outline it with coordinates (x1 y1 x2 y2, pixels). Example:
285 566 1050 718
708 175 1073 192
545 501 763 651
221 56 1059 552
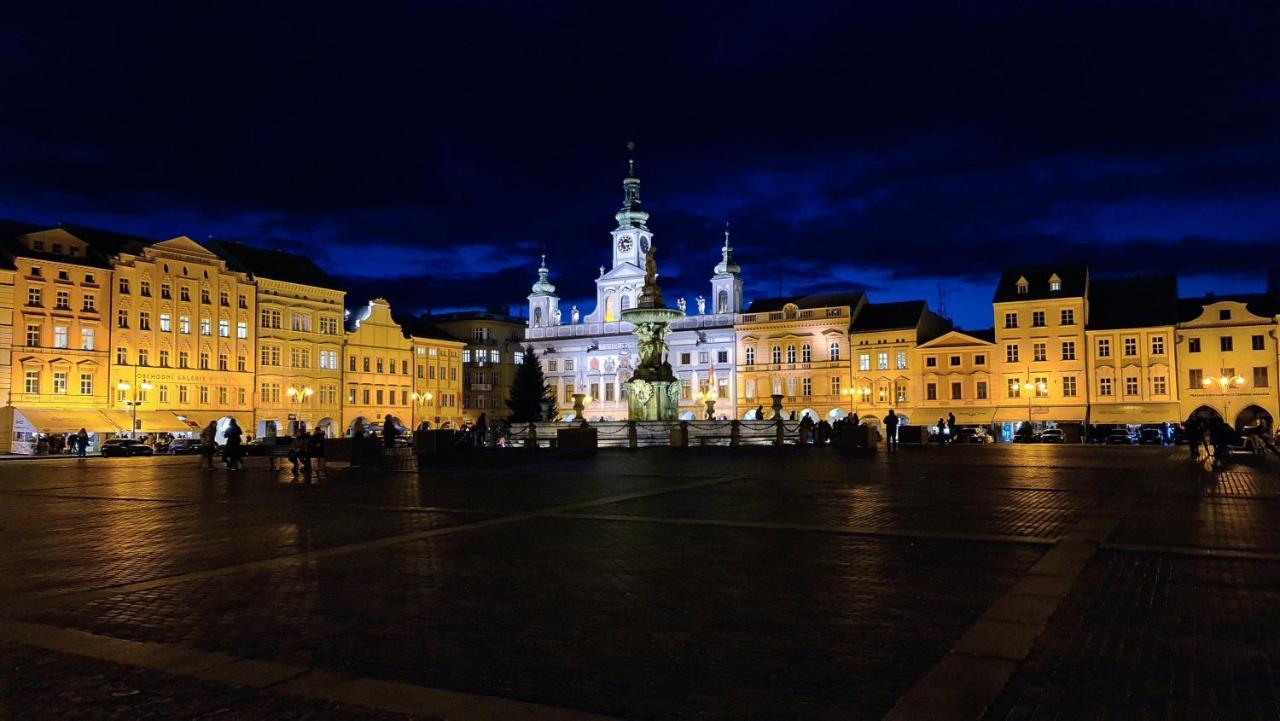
730 420 740 447
628 421 638 449
670 421 689 448
774 418 785 447
524 422 538 450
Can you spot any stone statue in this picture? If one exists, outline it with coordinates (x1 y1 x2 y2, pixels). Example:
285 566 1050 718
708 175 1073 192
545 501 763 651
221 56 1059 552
696 295 706 315
644 246 658 286
571 305 580 324
552 307 561 324
677 297 687 313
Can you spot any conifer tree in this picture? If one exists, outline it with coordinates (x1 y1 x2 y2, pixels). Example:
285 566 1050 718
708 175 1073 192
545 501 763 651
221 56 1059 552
506 346 557 422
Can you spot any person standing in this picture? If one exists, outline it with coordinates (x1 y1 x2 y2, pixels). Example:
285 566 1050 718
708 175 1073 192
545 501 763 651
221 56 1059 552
382 414 399 449
947 413 958 444
75 428 89 458
885 409 900 451
1184 416 1201 461
199 421 218 470
223 419 244 470
307 428 327 476
475 412 488 449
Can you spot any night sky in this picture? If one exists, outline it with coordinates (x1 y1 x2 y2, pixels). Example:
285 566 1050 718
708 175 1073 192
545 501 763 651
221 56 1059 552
2 1 1278 329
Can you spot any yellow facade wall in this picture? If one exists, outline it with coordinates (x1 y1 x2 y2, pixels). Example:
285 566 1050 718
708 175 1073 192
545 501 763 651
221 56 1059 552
253 276 345 437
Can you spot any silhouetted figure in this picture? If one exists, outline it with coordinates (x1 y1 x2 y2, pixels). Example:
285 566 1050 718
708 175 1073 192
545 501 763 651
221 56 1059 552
885 409 900 451
223 419 244 470
75 428 89 458
383 414 399 448
476 413 488 448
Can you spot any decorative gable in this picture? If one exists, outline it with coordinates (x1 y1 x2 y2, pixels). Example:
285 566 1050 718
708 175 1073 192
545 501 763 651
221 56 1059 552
1048 273 1062 292
1016 276 1029 294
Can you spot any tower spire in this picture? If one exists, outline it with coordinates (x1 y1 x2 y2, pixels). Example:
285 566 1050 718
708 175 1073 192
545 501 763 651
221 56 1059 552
714 220 740 277
530 254 556 295
616 141 649 230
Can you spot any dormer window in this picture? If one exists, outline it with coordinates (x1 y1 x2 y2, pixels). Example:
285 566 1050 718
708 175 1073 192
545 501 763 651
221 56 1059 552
33 240 44 251
1015 276 1029 294
30 266 41 277
1048 273 1062 292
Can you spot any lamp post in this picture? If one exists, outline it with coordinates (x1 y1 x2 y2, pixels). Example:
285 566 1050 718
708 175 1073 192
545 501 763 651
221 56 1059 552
1021 380 1047 438
410 391 433 430
842 383 871 421
116 380 153 438
1203 374 1246 427
696 389 717 420
285 385 313 435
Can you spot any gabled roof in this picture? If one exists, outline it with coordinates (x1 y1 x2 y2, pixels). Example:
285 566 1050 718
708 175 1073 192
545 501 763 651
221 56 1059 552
57 222 155 257
1177 293 1274 323
1088 276 1179 329
917 328 997 348
746 290 866 313
993 263 1088 302
204 239 344 291
850 300 928 332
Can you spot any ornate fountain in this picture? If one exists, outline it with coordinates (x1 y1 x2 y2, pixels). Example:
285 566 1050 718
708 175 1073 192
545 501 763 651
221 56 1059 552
623 247 684 420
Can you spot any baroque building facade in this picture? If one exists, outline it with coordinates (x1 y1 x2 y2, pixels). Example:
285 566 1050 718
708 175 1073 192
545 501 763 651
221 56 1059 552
420 309 526 424
0 222 464 453
524 162 743 421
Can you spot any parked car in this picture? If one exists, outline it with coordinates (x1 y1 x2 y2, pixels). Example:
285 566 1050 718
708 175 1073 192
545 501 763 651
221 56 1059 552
954 426 994 444
168 438 204 455
1138 427 1166 445
1105 429 1136 445
101 439 155 457
1038 428 1065 444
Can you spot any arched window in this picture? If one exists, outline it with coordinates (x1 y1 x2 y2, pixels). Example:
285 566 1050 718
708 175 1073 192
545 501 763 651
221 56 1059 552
604 294 616 322
801 344 811 363
533 307 542 327
745 347 755 365
786 345 796 363
717 290 729 314
620 294 631 311
829 342 840 361
771 345 781 364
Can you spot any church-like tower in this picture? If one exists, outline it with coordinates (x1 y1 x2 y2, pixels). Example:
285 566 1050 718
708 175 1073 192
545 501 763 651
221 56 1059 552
587 156 651 324
527 255 560 328
710 224 743 315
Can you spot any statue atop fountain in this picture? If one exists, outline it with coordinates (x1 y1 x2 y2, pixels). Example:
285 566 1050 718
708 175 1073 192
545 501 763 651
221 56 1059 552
622 246 684 420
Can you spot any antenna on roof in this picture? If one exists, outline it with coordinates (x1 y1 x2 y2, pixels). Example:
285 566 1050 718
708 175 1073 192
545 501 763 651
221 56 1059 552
936 283 948 319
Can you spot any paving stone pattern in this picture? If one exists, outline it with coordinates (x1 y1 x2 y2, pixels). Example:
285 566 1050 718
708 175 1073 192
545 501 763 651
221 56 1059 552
2 445 1278 718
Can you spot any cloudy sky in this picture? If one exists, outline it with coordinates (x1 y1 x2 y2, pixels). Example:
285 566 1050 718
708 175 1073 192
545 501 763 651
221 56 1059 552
2 1 1277 328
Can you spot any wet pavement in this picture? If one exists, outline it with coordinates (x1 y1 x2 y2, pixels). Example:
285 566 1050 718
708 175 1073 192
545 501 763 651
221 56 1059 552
0 444 1275 719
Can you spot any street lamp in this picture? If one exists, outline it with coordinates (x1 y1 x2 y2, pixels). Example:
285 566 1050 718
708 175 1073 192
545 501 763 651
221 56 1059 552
1203 374 1246 427
410 391 433 430
1021 380 1047 438
842 383 871 420
285 385 313 435
116 380 153 438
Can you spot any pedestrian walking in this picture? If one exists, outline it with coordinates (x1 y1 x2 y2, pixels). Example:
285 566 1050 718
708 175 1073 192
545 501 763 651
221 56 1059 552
199 421 217 470
884 409 900 451
947 413 957 444
223 419 244 470
1209 417 1231 468
475 412 488 448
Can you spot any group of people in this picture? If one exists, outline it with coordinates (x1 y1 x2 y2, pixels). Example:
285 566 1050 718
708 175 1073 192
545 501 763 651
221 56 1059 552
198 419 245 470
793 408 902 450
1184 413 1279 467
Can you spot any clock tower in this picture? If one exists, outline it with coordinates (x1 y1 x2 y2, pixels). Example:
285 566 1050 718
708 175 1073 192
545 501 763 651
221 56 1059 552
610 157 652 271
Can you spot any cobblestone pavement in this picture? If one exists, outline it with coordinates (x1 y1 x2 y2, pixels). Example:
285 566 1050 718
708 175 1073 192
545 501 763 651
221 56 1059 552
1 444 1276 719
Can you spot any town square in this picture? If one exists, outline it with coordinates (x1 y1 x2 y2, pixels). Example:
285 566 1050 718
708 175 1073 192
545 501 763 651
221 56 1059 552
3 0 1280 717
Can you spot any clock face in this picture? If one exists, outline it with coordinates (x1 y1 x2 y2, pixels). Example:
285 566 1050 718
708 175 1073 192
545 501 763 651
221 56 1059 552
617 236 632 252
640 236 650 253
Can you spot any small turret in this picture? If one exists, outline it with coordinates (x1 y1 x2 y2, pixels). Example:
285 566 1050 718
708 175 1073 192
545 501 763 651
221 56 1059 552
527 254 560 329
709 222 744 315
530 254 556 296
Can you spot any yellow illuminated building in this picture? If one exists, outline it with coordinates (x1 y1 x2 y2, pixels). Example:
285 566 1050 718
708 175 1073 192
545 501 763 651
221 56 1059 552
1175 294 1278 429
1085 277 1182 430
107 237 257 436
408 327 466 429
992 265 1090 440
848 300 951 428
209 241 346 438
735 292 865 421
1 226 118 450
341 298 413 435
915 329 998 428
